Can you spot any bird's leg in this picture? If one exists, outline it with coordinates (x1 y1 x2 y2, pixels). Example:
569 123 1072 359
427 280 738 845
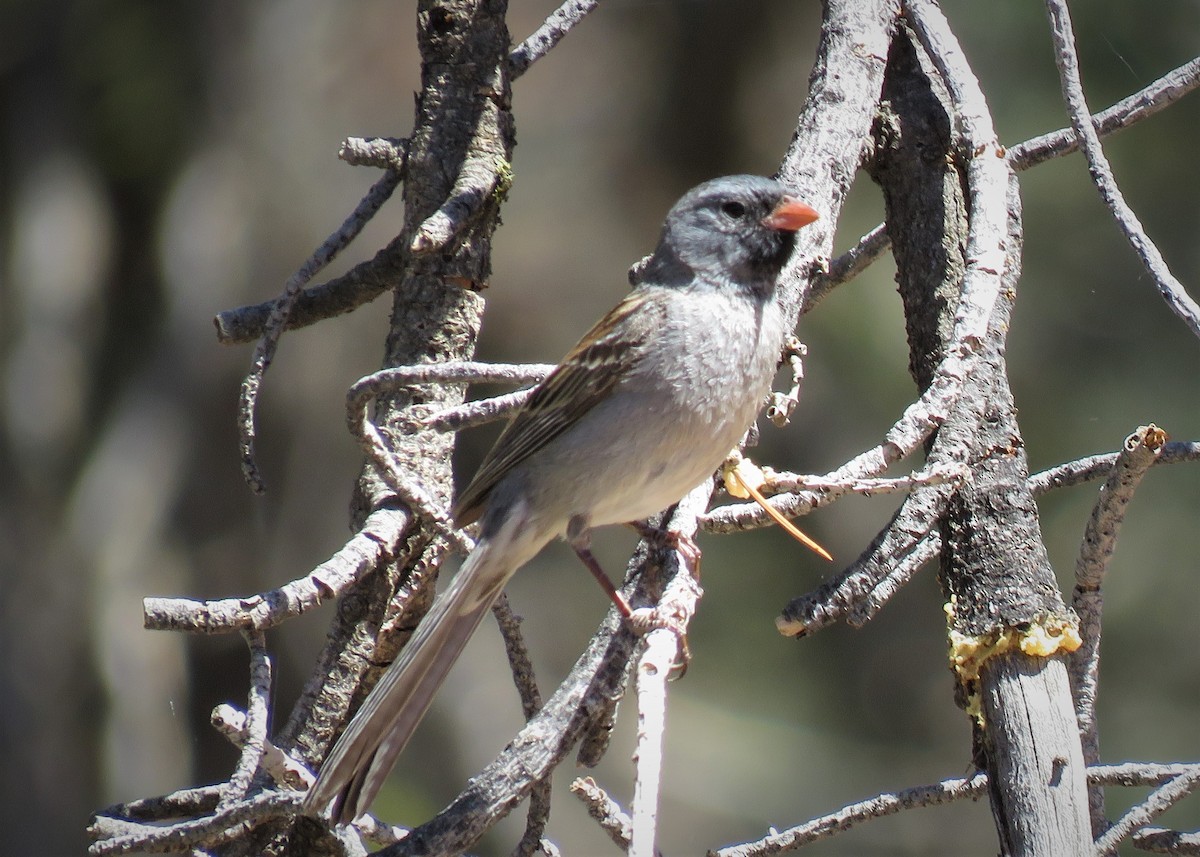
568 517 633 619
624 519 697 674
628 520 702 581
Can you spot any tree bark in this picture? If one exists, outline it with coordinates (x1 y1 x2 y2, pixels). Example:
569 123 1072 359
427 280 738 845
232 3 515 855
868 27 1091 856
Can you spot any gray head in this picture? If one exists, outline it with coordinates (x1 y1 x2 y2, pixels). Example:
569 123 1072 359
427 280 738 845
640 175 819 295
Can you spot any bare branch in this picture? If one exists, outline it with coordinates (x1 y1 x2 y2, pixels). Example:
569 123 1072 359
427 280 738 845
87 791 303 856
1070 424 1167 832
765 336 807 428
92 786 222 828
345 374 491 554
1095 768 1200 857
340 136 409 170
493 594 555 857
211 704 313 791
230 163 406 491
421 387 535 433
493 594 544 721
218 262 392 347
629 631 674 857
710 763 1200 857
1009 56 1200 170
765 461 967 496
710 773 989 857
775 486 941 636
570 777 633 851
812 57 1200 300
627 489 706 857
1043 0 1200 340
350 361 554 391
143 507 415 633
511 778 554 857
1028 440 1200 495
847 530 941 624
702 459 965 537
508 0 602 79
1133 827 1200 855
219 631 274 810
803 223 890 310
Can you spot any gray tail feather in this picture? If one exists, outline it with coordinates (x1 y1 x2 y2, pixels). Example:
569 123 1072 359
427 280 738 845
303 537 514 824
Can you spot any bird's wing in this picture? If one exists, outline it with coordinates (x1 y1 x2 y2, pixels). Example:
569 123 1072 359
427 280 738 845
453 289 662 525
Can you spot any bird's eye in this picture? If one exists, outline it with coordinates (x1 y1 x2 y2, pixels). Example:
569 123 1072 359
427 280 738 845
721 200 747 219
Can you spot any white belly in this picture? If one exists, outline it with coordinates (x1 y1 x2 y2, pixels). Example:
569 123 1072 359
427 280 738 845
514 286 787 532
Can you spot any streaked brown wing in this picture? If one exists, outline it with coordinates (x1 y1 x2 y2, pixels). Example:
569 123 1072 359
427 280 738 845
453 290 660 526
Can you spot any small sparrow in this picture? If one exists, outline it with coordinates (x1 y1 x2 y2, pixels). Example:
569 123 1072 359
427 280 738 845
304 175 820 825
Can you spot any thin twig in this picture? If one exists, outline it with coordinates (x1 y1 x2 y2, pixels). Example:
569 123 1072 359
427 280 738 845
341 363 554 553
87 791 303 856
765 336 807 428
143 506 415 633
508 0 602 79
91 786 222 829
710 773 989 857
340 136 409 170
775 487 942 637
570 777 633 851
803 223 890 310
764 461 967 496
709 763 1200 857
804 57 1200 302
1009 56 1200 170
213 257 395 344
219 631 273 809
493 594 544 721
1028 440 1200 495
211 705 313 791
628 486 707 857
233 164 406 492
493 594 554 857
351 361 554 394
1070 424 1167 833
1133 826 1200 855
421 387 536 434
1095 768 1200 857
511 779 554 857
1043 0 1200 340
702 457 964 536
346 376 477 555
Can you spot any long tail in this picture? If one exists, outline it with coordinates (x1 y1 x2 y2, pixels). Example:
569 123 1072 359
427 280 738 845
303 534 519 824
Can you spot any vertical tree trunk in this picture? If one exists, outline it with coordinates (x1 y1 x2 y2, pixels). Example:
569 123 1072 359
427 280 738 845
235 3 515 854
868 28 1091 856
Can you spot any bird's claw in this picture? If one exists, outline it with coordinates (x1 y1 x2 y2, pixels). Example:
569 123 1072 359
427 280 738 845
626 606 692 677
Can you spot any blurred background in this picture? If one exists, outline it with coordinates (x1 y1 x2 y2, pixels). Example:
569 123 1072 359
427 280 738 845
1 1 1198 854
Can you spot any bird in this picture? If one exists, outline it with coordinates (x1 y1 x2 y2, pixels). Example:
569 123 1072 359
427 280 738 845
303 174 820 825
